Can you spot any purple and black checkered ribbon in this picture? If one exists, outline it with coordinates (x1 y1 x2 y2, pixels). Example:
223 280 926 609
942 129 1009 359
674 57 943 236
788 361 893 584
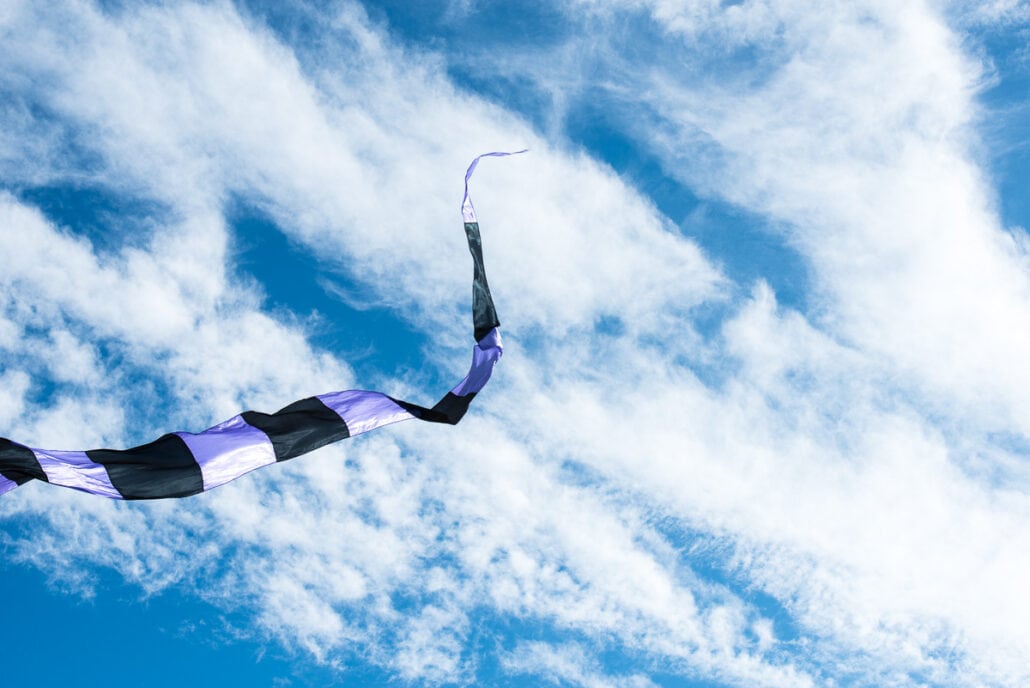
0 152 523 500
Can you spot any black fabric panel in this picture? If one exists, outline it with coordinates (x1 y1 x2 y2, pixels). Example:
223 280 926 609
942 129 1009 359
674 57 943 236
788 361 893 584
388 397 446 424
465 222 500 342
242 396 350 462
0 438 48 485
389 391 476 426
87 434 203 500
431 392 475 424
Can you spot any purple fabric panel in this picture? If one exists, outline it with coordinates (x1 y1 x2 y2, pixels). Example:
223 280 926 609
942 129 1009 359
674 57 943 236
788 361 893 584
33 448 122 499
462 150 528 223
450 327 503 397
176 415 276 491
317 390 415 437
477 326 502 350
0 475 17 496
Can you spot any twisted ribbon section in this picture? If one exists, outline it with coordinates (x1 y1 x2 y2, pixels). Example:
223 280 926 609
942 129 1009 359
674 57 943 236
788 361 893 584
0 152 522 500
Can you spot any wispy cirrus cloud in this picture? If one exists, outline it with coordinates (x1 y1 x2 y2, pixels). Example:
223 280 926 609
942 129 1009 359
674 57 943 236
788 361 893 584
0 1 769 686
456 1 1030 684
1 1 1028 687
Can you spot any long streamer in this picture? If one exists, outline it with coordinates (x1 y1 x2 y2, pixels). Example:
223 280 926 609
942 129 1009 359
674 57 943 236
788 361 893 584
0 152 523 500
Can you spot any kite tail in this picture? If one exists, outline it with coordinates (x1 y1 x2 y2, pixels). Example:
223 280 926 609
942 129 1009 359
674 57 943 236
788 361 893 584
0 151 524 500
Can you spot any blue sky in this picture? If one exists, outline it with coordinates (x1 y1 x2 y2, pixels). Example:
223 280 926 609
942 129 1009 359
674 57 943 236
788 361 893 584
2 1 1030 686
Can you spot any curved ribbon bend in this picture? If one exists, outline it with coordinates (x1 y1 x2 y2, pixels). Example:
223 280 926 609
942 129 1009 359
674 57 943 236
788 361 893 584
0 151 523 500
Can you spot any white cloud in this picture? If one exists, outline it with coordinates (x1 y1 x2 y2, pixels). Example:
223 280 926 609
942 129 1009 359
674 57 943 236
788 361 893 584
567 0 1030 437
503 640 660 688
954 0 1030 26
0 1 723 344
433 1 1030 681
0 2 753 684
1 1 1029 688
